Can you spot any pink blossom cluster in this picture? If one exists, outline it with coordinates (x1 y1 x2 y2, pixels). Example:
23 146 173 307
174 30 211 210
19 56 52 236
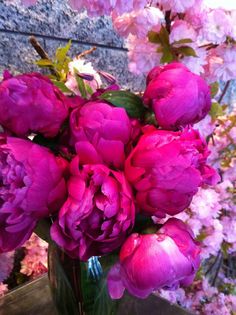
3 1 236 308
0 252 14 282
173 107 236 259
159 278 236 315
18 0 236 80
0 233 48 296
20 233 48 278
154 102 236 314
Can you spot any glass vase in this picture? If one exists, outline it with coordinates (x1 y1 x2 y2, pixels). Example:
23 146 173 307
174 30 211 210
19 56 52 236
47 243 120 315
47 243 189 315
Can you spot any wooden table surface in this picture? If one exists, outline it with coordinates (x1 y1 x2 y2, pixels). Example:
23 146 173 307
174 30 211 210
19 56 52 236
0 275 193 315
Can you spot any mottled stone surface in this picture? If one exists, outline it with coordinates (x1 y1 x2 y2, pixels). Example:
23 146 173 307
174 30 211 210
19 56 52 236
0 0 145 90
0 0 123 47
0 31 145 90
1 0 236 101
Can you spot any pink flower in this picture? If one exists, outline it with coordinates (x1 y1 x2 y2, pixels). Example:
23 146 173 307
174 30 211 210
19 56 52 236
0 72 69 138
193 115 215 138
69 0 144 16
0 283 8 297
0 252 14 282
112 7 164 39
185 5 208 31
157 0 201 13
143 63 211 130
200 9 232 44
169 20 197 44
65 58 102 96
205 45 236 82
21 0 37 6
127 35 162 74
51 156 135 261
69 0 112 16
202 219 223 259
0 137 67 252
107 218 200 299
70 101 132 169
20 233 48 278
125 127 220 217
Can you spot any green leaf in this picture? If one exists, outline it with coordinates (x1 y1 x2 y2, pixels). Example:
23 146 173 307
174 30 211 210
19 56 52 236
148 26 170 47
76 76 87 98
177 46 198 57
33 134 57 151
34 218 52 244
148 31 161 44
52 80 73 93
133 214 161 235
161 46 174 63
55 40 72 64
35 59 54 67
85 83 94 95
172 38 193 45
196 231 207 242
158 26 170 47
144 111 158 126
99 90 145 118
210 102 224 119
210 82 219 98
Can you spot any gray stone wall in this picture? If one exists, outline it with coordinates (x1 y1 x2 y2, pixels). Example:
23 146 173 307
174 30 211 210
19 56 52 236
0 0 145 90
1 0 236 102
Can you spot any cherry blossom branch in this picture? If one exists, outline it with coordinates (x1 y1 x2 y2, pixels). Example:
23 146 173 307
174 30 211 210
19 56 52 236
29 36 50 60
29 36 60 79
218 80 231 104
165 10 171 33
212 253 223 286
77 46 97 59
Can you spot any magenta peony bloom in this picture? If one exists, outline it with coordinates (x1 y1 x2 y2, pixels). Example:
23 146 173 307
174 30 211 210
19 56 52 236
0 72 69 138
70 101 131 169
143 63 211 130
0 137 67 253
107 218 200 299
125 127 220 217
51 156 135 261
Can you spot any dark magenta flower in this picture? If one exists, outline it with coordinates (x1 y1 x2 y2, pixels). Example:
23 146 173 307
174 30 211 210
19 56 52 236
70 101 132 169
143 63 211 130
51 156 135 261
0 136 67 252
0 72 69 137
107 218 200 299
125 127 220 217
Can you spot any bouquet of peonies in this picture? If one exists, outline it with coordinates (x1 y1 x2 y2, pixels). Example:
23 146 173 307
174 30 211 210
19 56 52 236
0 32 220 310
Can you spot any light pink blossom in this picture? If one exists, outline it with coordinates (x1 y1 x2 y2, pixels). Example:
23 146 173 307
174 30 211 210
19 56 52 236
157 0 202 13
127 35 162 74
200 9 232 44
205 45 236 82
0 252 14 282
113 7 164 39
66 58 102 96
20 233 48 278
194 115 215 139
202 219 223 259
0 283 8 297
170 20 197 44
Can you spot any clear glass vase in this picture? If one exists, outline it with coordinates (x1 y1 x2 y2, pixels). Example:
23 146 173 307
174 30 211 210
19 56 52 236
48 243 120 315
48 243 189 315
